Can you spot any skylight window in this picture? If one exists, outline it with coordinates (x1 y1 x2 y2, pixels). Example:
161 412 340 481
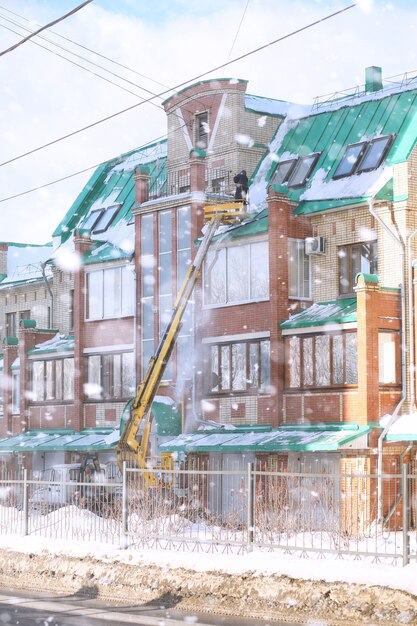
272 159 297 185
334 135 393 179
288 153 320 188
357 136 392 173
82 209 103 231
93 205 121 233
333 143 366 178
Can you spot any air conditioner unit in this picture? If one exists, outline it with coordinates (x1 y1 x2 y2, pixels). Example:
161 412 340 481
305 236 326 255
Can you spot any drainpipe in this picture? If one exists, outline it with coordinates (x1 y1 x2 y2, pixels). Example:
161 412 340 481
367 199 406 523
407 230 417 410
40 261 54 328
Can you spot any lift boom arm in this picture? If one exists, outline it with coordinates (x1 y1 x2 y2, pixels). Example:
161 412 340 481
117 204 246 476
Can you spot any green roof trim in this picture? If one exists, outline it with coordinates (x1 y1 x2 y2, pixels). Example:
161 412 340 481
160 423 370 453
375 179 394 201
3 337 18 346
294 197 369 216
27 335 74 356
212 209 268 242
280 298 357 329
82 242 132 265
356 272 379 284
0 428 119 452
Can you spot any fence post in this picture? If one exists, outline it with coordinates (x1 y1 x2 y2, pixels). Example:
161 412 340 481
247 462 254 552
22 468 29 536
121 461 129 550
402 462 410 567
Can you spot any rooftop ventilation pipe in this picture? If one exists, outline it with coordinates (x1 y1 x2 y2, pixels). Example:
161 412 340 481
365 66 383 94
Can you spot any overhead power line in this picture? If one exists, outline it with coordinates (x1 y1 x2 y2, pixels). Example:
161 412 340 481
0 2 170 92
0 2 357 204
0 0 93 58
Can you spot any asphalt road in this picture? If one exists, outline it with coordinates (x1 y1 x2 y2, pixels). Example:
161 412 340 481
0 588 302 626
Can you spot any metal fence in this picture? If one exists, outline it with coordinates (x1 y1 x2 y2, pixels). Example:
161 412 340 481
0 464 414 566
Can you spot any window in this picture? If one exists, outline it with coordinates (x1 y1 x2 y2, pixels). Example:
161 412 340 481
5 311 30 338
334 136 392 179
208 338 270 394
141 214 155 378
177 206 193 381
288 239 311 299
85 265 134 320
85 352 134 400
5 312 16 337
195 112 209 149
286 332 358 389
357 136 392 173
31 358 74 402
93 205 120 233
204 239 269 306
334 143 366 178
338 241 377 295
82 209 102 231
272 159 297 185
81 205 121 234
159 210 173 379
288 153 320 188
11 371 20 414
379 332 400 385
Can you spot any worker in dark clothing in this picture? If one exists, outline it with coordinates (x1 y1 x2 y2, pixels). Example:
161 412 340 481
233 169 248 202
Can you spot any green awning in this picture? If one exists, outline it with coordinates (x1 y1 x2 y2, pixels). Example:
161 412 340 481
294 197 369 216
160 423 370 453
27 335 74 356
120 396 181 437
280 298 357 330
0 428 119 452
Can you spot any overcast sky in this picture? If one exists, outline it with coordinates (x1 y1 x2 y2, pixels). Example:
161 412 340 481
0 0 416 244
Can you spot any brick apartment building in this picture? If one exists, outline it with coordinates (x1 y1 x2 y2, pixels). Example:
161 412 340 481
0 69 417 524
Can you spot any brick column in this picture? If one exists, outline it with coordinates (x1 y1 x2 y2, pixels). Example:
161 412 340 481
134 165 150 205
1 339 18 436
0 243 7 276
73 231 95 432
267 190 294 427
132 169 151 387
355 273 380 424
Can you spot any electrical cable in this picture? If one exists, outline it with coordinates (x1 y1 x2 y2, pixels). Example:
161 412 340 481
0 0 93 57
0 2 357 202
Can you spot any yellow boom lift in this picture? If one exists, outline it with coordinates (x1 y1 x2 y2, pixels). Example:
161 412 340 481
116 202 248 484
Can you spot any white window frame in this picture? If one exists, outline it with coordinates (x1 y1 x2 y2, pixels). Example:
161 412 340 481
288 237 311 300
85 264 134 321
203 237 269 309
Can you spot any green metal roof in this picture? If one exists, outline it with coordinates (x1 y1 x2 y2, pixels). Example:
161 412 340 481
52 140 167 242
82 242 133 265
160 423 370 453
293 197 369 216
255 86 417 212
27 335 74 356
0 428 119 452
211 208 268 243
280 298 357 329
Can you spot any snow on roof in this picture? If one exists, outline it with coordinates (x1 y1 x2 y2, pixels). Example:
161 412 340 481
249 117 298 212
105 140 166 178
386 413 417 440
300 165 393 202
0 242 53 286
244 94 310 117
